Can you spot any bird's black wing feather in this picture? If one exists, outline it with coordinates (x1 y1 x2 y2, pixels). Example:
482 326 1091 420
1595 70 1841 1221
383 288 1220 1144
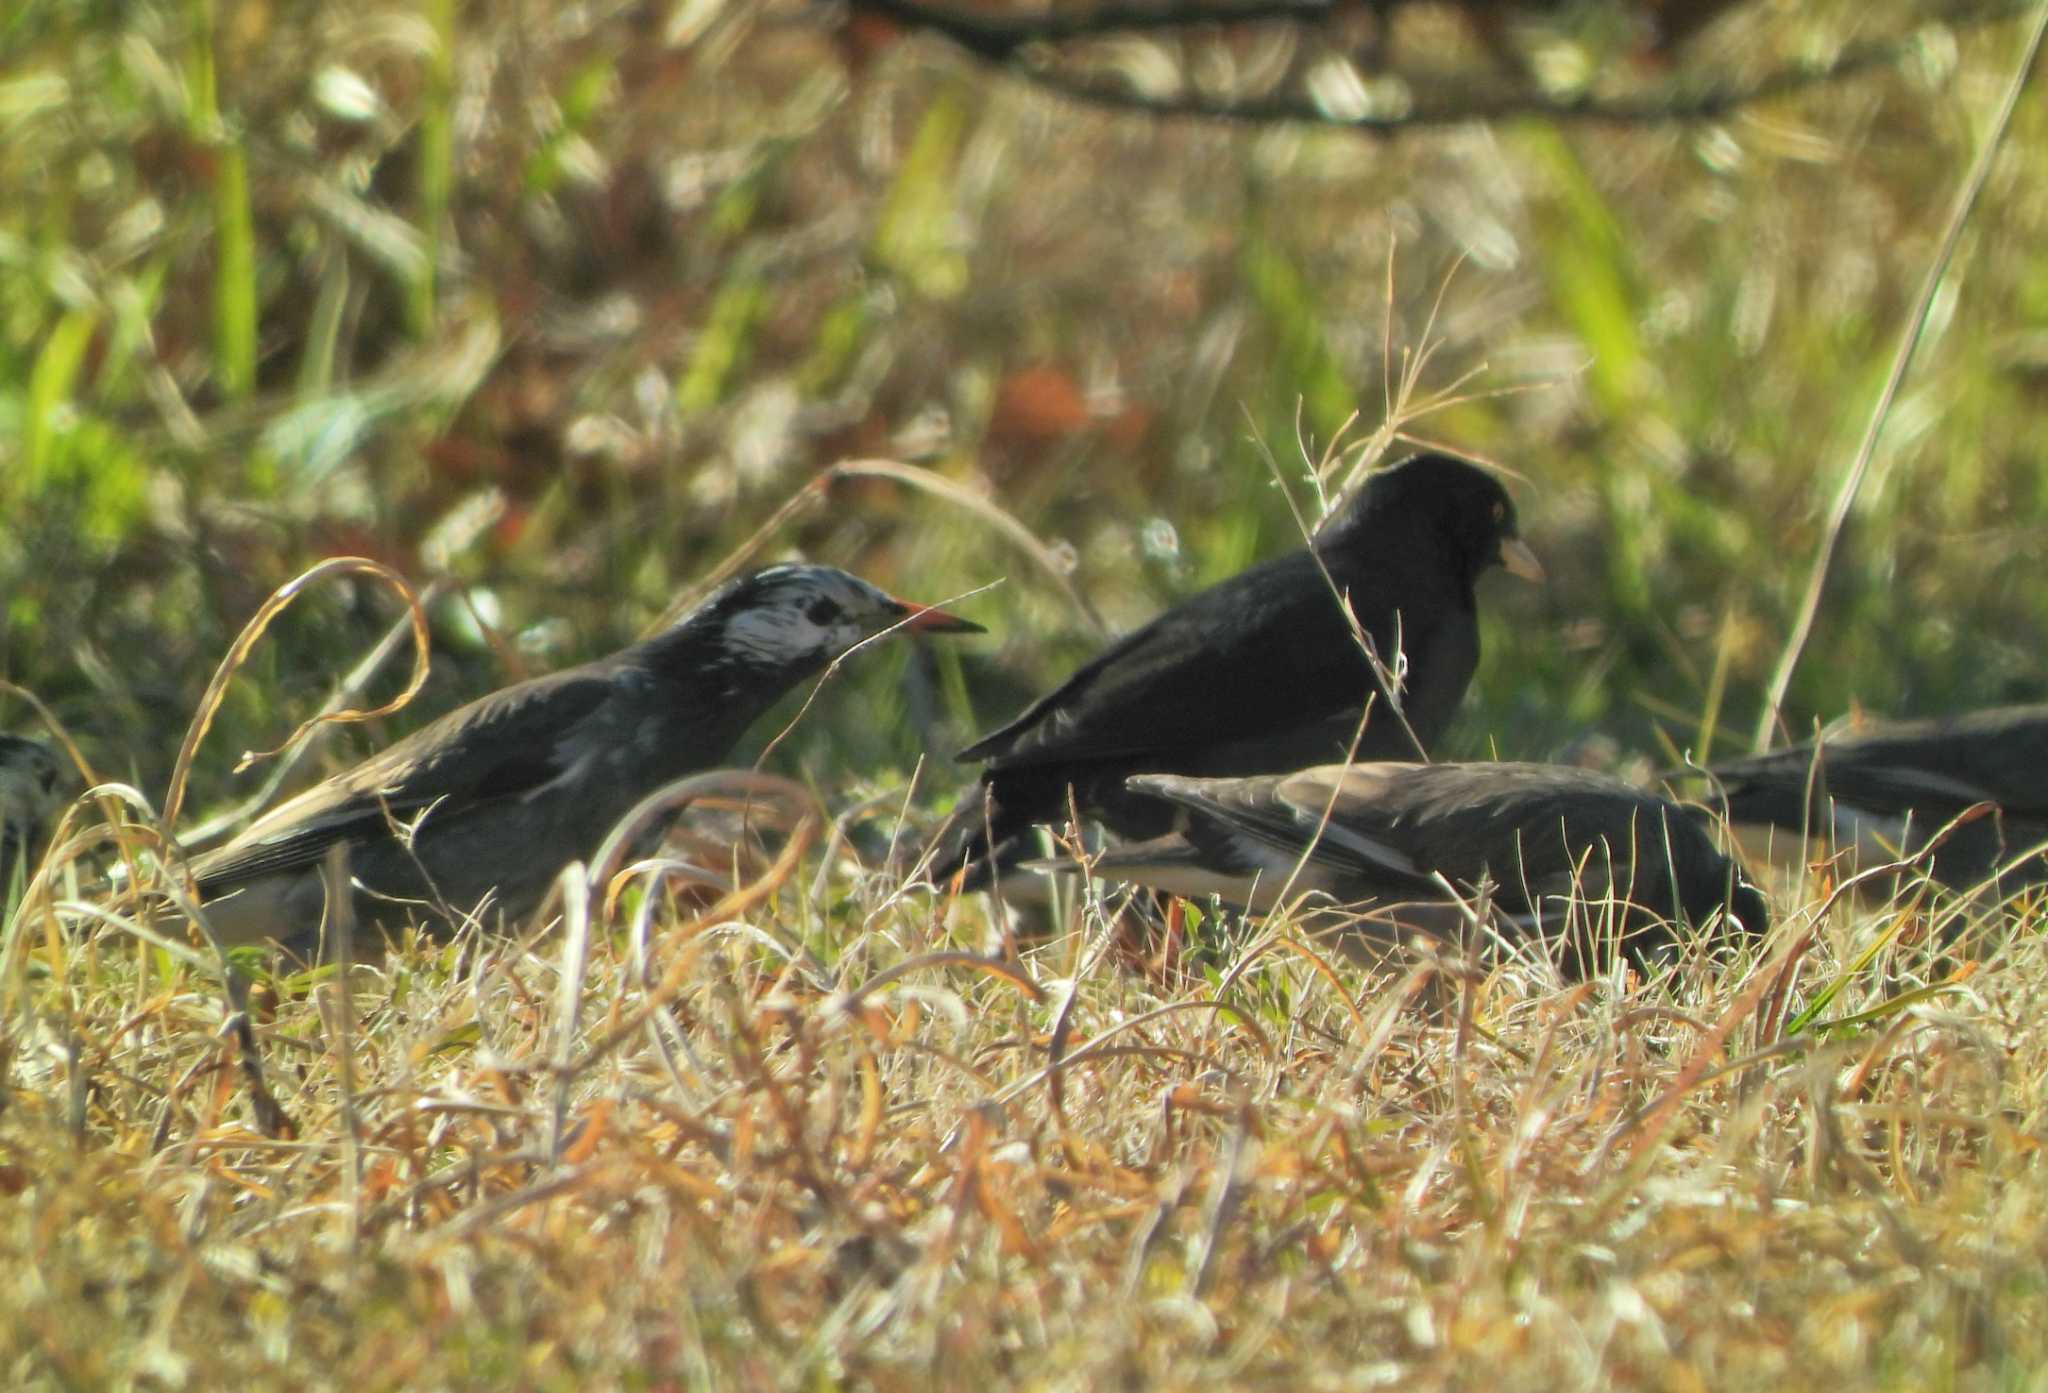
1138 766 1445 899
1246 764 1678 901
192 666 621 891
1714 705 2048 821
963 552 1396 770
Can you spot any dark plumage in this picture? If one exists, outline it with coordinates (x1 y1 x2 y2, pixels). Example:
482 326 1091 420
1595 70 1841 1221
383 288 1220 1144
1070 762 1768 969
1706 704 2048 890
928 453 1541 888
190 565 981 950
1 734 64 901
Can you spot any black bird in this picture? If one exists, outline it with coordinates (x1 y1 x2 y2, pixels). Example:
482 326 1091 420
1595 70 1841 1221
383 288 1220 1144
1065 761 1769 970
189 565 982 950
1 734 64 901
1705 704 2048 891
927 453 1542 888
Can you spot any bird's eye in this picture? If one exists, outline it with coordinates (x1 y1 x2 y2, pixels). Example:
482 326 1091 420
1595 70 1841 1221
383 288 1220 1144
1492 501 1507 524
806 598 842 626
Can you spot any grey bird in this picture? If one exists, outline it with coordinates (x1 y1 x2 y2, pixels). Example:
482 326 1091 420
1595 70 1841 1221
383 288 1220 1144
1 734 64 902
1057 761 1768 972
927 453 1543 889
1706 703 2048 891
188 565 981 951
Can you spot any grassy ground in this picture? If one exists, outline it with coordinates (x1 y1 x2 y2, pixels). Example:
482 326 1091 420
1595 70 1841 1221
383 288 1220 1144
6 822 2048 1388
7 0 2048 1385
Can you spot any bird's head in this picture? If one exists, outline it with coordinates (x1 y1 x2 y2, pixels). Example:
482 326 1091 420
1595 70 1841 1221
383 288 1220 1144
1327 453 1544 588
0 734 64 859
686 564 984 677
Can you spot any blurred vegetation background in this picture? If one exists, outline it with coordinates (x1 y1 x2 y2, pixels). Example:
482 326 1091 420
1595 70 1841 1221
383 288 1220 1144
4 0 2046 824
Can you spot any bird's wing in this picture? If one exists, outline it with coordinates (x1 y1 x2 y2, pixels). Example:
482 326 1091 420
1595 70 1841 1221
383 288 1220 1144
963 554 1376 769
191 667 621 891
1822 761 2021 813
1388 764 1723 919
1716 742 2008 820
1281 763 1696 903
1135 766 1441 897
1269 765 1448 887
1715 706 2048 819
1833 709 2048 816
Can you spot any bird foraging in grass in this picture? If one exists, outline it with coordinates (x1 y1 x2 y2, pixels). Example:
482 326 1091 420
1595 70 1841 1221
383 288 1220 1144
925 452 1542 890
1049 761 1768 973
187 565 982 953
1705 703 2048 892
1 734 64 903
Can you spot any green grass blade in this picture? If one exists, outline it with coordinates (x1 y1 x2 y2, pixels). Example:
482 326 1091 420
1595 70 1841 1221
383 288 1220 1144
25 306 97 486
410 0 455 336
186 0 256 400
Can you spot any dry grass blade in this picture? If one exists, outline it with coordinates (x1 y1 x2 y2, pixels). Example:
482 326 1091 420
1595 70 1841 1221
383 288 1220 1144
1188 1101 1255 1298
568 819 820 1074
179 578 450 850
835 950 1046 1012
15 9 2048 1379
827 460 1106 636
1753 5 2048 750
161 557 431 840
1589 932 1799 1186
317 843 362 1239
548 859 594 1166
647 457 1104 638
582 769 819 922
1249 421 1428 761
995 998 1274 1108
3 781 163 988
0 684 153 913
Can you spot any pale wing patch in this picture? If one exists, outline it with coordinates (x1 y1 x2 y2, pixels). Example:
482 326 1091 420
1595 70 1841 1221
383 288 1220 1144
1085 835 1349 912
1277 765 1428 878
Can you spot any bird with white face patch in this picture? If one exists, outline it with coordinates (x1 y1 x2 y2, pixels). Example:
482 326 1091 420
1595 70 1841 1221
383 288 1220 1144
186 565 983 954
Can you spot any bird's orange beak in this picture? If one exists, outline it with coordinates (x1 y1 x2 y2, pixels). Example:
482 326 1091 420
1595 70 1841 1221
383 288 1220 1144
892 599 985 635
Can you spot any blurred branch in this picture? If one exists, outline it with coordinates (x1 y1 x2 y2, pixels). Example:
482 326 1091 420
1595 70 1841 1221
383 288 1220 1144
853 0 2045 129
853 0 1336 56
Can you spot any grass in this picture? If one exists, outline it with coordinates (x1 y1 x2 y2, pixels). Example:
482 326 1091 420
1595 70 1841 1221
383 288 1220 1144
8 0 2048 1384
4 795 2046 1388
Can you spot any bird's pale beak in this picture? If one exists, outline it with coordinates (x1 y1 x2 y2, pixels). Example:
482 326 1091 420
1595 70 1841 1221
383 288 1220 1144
1498 537 1545 583
893 600 986 635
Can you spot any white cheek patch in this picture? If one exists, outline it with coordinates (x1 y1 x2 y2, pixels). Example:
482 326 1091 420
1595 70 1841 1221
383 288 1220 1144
724 607 835 665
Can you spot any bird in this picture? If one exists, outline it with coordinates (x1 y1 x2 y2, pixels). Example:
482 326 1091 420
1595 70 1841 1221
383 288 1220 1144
186 565 982 952
1 734 64 902
925 452 1542 889
1704 703 2048 891
1059 761 1769 971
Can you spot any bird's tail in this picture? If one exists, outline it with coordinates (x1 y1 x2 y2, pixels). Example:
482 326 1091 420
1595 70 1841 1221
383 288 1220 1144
920 783 1009 894
922 772 1096 895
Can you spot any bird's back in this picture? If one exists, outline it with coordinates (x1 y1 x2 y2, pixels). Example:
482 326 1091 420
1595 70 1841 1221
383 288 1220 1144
1714 704 2048 822
967 535 1474 777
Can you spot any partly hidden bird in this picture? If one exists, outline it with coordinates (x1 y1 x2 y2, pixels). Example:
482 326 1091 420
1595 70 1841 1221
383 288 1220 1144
1705 703 2048 892
1055 761 1769 973
926 452 1543 890
188 565 982 953
1 734 64 903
